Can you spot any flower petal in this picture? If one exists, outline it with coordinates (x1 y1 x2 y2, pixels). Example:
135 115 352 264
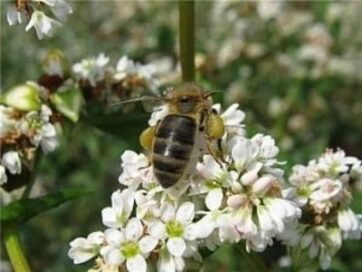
126 255 147 272
125 218 143 241
149 222 167 240
176 202 195 224
104 229 124 246
167 237 186 257
205 188 223 211
139 235 158 254
101 207 118 228
104 248 125 266
161 203 175 222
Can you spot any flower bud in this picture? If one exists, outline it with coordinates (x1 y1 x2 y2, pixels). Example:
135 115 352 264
3 82 41 111
241 163 262 186
231 181 242 193
42 49 70 78
227 194 247 208
252 175 274 196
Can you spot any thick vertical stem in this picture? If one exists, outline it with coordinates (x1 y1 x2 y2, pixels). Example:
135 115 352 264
3 224 32 272
179 0 195 82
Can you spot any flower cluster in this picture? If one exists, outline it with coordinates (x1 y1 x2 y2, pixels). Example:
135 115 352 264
281 149 362 269
6 0 73 39
0 82 59 199
68 103 303 271
72 54 159 104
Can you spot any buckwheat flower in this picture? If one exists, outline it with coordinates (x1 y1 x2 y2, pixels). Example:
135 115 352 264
2 151 22 175
118 150 151 190
135 190 161 225
7 5 25 26
317 149 358 175
0 166 7 185
212 103 245 135
68 231 105 264
114 56 159 92
337 208 361 239
194 154 229 207
39 123 59 153
73 54 110 87
25 10 61 40
285 150 362 269
149 202 197 257
102 189 135 228
100 219 158 272
48 0 73 21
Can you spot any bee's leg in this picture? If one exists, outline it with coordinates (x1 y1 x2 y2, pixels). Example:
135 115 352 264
139 126 157 151
205 111 226 164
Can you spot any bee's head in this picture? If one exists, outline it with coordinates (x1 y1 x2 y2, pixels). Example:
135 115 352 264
165 83 212 114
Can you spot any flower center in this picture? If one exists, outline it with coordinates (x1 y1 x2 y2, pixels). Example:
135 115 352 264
121 241 139 258
166 220 184 237
297 185 311 197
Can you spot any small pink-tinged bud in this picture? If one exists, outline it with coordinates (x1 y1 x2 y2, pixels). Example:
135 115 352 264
241 163 262 186
227 194 247 208
252 175 274 196
241 170 258 186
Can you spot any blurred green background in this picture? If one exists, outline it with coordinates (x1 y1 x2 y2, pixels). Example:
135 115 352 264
1 1 362 271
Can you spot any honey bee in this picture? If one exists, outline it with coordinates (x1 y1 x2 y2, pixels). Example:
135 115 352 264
120 83 225 188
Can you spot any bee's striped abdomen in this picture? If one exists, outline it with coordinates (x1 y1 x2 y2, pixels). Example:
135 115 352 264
153 114 196 188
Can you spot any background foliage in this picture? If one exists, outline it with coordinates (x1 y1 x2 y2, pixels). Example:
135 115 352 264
1 1 362 271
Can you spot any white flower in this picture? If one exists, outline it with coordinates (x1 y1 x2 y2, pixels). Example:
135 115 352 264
2 151 22 175
73 54 110 86
25 11 61 40
114 56 137 81
0 166 7 185
68 232 105 264
7 5 25 26
102 189 135 228
149 202 197 257
49 0 73 21
135 190 161 225
40 123 59 153
317 149 357 175
118 151 151 190
213 103 245 135
100 219 158 272
114 56 159 91
337 208 361 239
309 178 343 203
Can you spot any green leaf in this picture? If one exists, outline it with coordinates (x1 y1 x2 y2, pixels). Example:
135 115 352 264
51 88 83 122
2 82 42 111
83 108 149 145
1 187 91 224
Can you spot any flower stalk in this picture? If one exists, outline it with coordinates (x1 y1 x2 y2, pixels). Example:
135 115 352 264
179 0 195 82
3 224 32 272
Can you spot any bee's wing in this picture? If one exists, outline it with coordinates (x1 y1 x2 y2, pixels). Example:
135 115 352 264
109 96 164 112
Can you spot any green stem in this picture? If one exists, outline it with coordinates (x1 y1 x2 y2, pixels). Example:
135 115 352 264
3 224 32 272
179 0 195 82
